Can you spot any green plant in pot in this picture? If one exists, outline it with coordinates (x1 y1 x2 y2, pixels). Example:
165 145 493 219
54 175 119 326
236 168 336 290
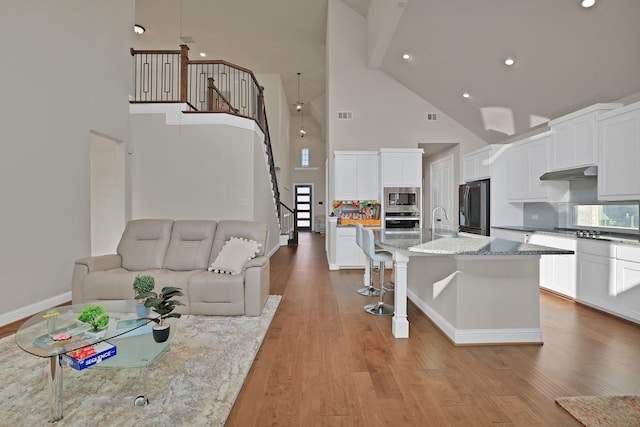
132 274 156 318
77 305 110 338
136 286 184 343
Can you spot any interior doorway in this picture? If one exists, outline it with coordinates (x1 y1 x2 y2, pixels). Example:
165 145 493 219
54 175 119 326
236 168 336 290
90 131 126 255
294 184 313 231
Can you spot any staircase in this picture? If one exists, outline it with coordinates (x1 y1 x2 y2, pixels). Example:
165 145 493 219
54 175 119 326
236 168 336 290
130 45 296 245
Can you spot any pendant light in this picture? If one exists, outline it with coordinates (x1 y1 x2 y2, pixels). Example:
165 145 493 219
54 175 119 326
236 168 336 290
296 72 306 137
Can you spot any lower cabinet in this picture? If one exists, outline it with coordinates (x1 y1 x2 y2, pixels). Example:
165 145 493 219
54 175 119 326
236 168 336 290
576 252 616 312
528 234 576 298
335 227 365 268
615 245 640 321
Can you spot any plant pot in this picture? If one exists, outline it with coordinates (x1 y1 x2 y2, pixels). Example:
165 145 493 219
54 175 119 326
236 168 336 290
136 304 150 319
85 328 107 338
152 324 170 343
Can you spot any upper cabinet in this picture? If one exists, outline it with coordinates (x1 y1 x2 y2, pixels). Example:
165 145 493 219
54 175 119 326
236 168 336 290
506 133 569 202
548 103 621 171
334 151 379 201
596 101 640 201
462 145 499 182
379 148 423 188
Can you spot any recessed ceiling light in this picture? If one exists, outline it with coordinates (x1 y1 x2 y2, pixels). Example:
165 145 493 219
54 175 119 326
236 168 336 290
504 57 515 66
462 92 471 99
134 24 145 35
200 52 206 57
581 0 596 8
402 53 411 60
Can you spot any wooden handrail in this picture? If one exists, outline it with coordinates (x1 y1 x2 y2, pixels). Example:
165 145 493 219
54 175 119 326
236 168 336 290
130 48 181 56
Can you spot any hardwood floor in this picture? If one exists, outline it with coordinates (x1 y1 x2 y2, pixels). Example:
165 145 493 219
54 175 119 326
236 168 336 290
226 231 640 426
2 232 639 425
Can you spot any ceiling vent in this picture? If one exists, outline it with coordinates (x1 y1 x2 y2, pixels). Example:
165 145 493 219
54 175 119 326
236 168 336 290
427 113 442 121
337 111 353 120
180 36 195 43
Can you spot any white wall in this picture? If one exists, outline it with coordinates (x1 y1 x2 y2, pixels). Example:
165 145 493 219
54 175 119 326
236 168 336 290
326 0 487 201
0 0 133 319
128 109 280 254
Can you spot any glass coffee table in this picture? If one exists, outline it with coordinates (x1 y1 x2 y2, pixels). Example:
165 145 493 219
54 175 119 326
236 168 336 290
15 300 177 422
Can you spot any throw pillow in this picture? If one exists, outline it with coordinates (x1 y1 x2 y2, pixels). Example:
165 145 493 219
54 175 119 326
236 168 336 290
208 237 261 274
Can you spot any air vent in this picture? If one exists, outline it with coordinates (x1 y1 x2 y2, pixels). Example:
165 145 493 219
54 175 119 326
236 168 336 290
427 113 442 121
180 36 195 43
337 111 353 120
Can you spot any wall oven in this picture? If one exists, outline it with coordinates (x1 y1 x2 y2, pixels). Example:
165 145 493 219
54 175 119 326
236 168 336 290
459 179 490 236
384 187 420 213
385 212 421 232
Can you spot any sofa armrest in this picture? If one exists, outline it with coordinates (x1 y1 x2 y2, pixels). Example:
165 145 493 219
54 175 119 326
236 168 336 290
75 254 122 272
243 256 270 316
72 254 122 304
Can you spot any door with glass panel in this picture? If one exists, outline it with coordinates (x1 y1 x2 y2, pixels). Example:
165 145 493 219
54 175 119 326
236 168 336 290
295 184 312 231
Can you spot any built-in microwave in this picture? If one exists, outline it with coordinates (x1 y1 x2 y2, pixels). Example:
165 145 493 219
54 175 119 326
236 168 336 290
384 187 421 213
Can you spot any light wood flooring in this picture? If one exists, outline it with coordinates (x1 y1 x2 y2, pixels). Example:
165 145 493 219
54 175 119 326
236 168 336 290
2 232 639 425
226 231 640 426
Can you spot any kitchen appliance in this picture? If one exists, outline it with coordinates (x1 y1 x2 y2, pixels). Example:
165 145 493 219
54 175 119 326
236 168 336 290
384 187 420 213
385 212 421 232
459 179 490 236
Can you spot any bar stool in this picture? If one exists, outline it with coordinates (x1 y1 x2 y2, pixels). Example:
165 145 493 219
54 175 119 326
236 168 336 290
362 227 394 316
355 223 380 297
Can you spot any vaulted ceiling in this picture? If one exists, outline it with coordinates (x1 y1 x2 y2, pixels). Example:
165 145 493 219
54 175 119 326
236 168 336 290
135 0 640 144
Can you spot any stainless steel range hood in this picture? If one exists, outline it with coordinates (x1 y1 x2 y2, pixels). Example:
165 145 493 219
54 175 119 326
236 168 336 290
539 165 597 181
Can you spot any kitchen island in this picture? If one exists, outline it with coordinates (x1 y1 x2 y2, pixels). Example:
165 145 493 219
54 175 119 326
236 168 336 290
373 231 574 344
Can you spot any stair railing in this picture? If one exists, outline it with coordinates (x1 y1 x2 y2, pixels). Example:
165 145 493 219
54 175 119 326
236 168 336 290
130 45 285 234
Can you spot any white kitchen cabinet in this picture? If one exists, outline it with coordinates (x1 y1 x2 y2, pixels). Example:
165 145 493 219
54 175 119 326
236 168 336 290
575 239 616 314
615 245 640 322
379 149 423 187
548 103 621 171
335 227 365 268
334 151 379 201
528 234 576 298
462 145 499 183
596 101 640 201
506 134 568 202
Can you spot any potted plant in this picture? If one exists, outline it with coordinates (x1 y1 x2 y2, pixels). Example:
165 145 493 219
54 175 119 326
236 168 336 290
77 305 110 338
136 286 184 343
132 274 156 318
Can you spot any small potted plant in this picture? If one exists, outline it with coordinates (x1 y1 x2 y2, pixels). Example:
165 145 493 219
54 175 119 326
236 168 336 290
136 286 184 343
77 305 110 338
132 274 156 318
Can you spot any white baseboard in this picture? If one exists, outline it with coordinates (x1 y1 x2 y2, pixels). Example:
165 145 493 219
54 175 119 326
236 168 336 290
407 289 543 345
0 292 72 329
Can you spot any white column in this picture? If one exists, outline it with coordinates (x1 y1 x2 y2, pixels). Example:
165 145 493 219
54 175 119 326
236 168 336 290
391 250 410 338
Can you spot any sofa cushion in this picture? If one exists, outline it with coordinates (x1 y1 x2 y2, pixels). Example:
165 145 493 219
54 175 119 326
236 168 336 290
117 219 174 271
208 237 261 274
83 268 164 301
189 271 245 302
210 220 267 262
164 220 217 271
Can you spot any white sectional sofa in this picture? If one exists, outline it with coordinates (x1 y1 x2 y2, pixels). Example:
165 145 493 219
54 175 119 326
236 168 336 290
71 219 270 316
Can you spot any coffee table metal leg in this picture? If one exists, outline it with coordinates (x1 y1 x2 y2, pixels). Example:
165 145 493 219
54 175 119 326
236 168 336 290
48 355 63 421
134 366 150 407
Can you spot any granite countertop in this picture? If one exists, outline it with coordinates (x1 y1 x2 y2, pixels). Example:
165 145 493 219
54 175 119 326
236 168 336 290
374 231 574 256
493 226 640 246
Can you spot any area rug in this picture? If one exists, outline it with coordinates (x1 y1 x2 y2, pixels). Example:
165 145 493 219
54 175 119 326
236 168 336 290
555 395 640 427
0 295 280 427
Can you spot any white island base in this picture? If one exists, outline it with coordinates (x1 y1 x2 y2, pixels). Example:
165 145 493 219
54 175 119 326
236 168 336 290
405 255 543 345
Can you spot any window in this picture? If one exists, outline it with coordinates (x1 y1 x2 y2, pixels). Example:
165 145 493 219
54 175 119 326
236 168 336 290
573 204 639 231
301 148 309 167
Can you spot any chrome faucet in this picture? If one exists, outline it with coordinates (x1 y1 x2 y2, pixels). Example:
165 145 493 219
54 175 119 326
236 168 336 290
431 206 448 235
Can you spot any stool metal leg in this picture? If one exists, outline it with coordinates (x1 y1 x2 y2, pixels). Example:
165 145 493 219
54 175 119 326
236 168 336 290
357 257 380 296
364 260 394 316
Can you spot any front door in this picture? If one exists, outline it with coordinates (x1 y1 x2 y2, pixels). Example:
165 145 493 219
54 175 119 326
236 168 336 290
295 184 312 231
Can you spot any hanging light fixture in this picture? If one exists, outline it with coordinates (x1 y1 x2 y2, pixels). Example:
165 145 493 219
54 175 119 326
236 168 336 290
296 72 306 137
